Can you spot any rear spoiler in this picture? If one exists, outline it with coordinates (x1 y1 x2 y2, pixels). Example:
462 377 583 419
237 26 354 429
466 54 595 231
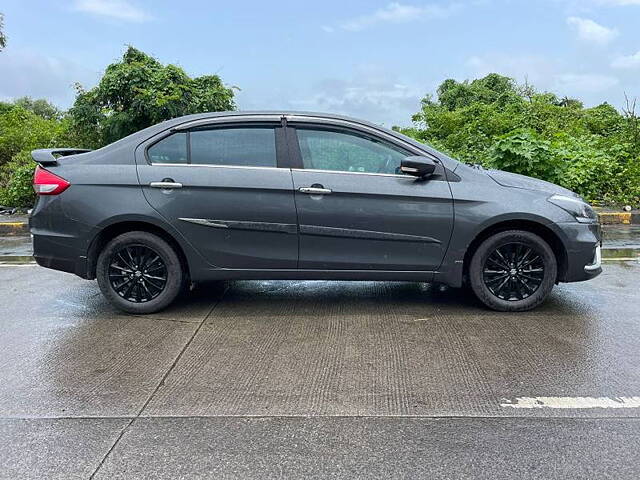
31 148 92 166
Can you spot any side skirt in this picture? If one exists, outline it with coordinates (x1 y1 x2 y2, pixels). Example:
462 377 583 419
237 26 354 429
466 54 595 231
191 268 440 282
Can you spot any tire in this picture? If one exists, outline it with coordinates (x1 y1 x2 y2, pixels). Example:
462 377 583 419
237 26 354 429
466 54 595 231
96 231 184 314
469 230 557 312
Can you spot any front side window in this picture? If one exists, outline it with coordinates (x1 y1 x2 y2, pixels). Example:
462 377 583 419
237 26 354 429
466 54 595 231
296 128 409 175
190 127 277 167
147 132 188 164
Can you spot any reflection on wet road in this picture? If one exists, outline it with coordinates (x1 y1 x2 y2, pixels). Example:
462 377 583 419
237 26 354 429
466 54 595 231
0 262 639 479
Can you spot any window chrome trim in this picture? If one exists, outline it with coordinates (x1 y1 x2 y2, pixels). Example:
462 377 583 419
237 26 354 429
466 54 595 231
172 115 283 131
291 168 413 179
149 162 283 171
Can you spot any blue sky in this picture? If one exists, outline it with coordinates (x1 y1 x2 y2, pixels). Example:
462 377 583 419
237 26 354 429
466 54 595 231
1 0 639 126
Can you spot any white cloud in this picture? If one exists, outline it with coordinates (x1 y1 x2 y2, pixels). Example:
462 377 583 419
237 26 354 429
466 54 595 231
72 0 152 23
466 54 558 86
286 65 424 126
0 47 99 108
465 54 621 96
337 2 460 32
611 51 640 69
593 0 640 5
566 17 619 45
554 73 619 92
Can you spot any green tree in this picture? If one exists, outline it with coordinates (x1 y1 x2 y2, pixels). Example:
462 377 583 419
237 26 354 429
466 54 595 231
0 107 75 207
0 107 68 167
68 46 237 147
402 73 640 205
12 97 62 120
0 13 6 51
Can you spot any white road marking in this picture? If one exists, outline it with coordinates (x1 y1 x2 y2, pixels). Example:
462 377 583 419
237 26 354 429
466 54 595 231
501 396 640 409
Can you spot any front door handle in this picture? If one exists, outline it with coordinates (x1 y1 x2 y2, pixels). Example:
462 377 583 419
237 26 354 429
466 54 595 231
299 186 332 195
150 180 183 189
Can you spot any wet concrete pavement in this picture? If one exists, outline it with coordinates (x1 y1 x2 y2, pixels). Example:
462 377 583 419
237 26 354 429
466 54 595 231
1 259 639 478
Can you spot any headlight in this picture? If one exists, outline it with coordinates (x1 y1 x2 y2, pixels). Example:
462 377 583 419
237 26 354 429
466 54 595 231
548 194 598 223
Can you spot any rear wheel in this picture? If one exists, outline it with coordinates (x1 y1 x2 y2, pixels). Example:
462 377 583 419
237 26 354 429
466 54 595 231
97 231 184 314
469 230 557 312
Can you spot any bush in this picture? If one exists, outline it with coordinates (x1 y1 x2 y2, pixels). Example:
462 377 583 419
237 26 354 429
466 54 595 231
403 74 640 207
0 107 66 167
489 130 562 183
0 151 35 208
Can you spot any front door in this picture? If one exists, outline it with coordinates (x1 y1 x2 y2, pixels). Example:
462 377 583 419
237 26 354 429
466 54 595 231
289 125 454 271
136 123 298 269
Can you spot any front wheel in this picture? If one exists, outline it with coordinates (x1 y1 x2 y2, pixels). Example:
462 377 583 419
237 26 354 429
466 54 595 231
469 230 557 312
96 231 184 314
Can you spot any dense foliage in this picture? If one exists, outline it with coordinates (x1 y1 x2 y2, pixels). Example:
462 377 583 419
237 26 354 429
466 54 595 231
398 74 640 205
0 13 6 51
0 47 236 207
68 46 236 148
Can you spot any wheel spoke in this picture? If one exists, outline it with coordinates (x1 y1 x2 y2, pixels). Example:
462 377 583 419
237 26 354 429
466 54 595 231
485 273 509 284
517 248 532 268
520 255 542 270
125 248 137 268
117 252 135 270
110 264 133 273
494 276 511 296
145 277 165 291
520 273 543 283
143 274 166 281
141 281 154 300
493 249 511 269
517 276 535 293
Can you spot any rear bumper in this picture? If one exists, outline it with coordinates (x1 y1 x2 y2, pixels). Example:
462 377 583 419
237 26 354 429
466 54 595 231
32 233 88 278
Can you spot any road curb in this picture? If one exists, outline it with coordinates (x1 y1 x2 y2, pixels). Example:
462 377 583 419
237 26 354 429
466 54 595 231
597 212 639 225
0 222 29 235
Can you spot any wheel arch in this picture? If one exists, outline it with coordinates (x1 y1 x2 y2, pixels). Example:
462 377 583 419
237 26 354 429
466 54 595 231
462 219 568 284
86 219 191 281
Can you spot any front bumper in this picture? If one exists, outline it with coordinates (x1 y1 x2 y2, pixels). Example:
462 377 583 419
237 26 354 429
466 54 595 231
558 222 602 282
584 245 602 273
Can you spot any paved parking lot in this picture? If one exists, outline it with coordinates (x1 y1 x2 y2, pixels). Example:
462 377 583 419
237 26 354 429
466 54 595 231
1 261 639 479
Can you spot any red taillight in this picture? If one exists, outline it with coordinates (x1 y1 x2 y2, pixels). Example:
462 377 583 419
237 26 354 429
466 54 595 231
33 165 70 195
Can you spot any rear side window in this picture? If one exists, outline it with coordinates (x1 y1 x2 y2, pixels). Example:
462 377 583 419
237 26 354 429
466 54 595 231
147 132 188 164
296 128 409 175
190 127 277 167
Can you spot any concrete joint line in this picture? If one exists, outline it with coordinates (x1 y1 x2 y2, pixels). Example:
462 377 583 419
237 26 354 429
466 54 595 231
88 288 227 480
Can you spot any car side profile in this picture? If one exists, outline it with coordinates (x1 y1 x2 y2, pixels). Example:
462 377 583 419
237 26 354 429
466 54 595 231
29 111 602 313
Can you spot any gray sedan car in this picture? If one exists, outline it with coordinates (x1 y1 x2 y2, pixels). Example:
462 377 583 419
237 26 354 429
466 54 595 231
30 111 601 313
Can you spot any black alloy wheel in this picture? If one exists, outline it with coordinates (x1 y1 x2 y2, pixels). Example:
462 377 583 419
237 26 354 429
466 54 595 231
468 230 557 312
482 242 545 301
108 244 168 303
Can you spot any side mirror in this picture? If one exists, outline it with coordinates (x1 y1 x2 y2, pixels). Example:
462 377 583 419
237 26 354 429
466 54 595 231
400 156 437 178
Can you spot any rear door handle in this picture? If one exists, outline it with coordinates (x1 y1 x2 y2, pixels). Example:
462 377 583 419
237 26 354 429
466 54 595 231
150 181 183 189
299 187 332 195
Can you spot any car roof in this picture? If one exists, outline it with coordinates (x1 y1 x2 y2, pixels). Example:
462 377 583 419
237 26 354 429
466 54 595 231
149 110 396 131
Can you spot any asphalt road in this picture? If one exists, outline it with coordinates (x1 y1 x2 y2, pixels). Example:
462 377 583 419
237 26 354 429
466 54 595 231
0 261 639 479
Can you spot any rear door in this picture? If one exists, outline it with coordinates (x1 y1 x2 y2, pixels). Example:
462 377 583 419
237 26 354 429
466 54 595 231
136 119 298 269
287 121 454 271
